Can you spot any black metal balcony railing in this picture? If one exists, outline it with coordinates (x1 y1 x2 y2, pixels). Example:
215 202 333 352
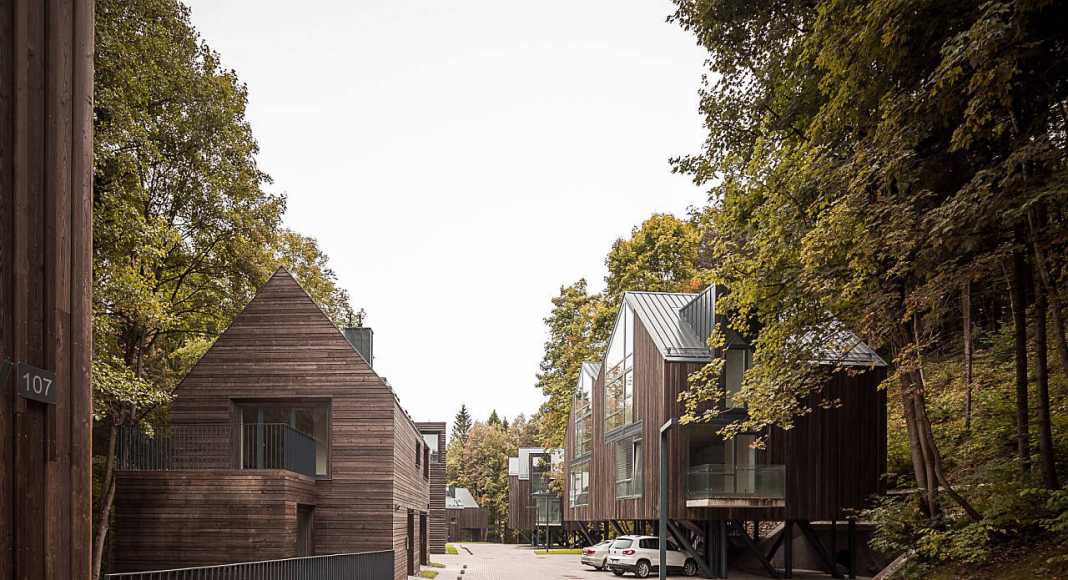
241 423 317 476
117 423 318 478
103 551 393 580
686 464 786 500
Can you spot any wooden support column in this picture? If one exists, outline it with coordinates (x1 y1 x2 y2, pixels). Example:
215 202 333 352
783 521 793 579
847 518 857 579
1 0 93 579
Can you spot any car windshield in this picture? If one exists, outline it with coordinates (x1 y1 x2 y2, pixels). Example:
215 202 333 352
611 539 633 549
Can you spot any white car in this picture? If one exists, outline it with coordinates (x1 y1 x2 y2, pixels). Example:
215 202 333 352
581 539 614 570
607 535 698 578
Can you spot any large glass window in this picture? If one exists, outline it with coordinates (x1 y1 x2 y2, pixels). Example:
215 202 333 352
531 453 552 495
569 461 590 507
574 365 595 458
238 402 330 477
615 437 642 498
604 305 635 432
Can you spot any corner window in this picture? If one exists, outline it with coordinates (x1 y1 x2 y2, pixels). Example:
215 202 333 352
422 432 441 463
604 305 635 432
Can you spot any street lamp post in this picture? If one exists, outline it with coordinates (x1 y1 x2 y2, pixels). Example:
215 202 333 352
659 418 676 580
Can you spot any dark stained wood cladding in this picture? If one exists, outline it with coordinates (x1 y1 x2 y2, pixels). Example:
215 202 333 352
118 270 427 580
448 506 488 541
416 423 447 554
508 474 532 531
767 368 888 520
113 471 317 572
0 0 94 578
392 404 430 577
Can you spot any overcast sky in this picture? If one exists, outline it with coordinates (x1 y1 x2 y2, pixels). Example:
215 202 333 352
182 0 709 426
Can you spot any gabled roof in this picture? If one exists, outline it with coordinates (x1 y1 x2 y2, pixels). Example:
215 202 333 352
624 291 713 362
446 487 480 509
620 289 886 368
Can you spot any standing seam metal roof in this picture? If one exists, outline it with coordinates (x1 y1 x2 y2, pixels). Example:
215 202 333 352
623 291 713 362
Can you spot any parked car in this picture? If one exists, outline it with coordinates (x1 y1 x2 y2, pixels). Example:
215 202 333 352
581 539 614 570
607 535 698 578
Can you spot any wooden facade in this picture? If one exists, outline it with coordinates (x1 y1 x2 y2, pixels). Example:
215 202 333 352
562 289 888 577
1 0 94 578
114 269 428 580
417 422 448 554
447 506 488 542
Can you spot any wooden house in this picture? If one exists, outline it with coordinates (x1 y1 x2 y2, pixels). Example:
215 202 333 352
446 486 488 542
507 447 564 546
113 268 430 580
562 287 887 578
417 421 448 555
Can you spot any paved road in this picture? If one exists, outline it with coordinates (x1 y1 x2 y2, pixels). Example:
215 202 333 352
419 543 855 580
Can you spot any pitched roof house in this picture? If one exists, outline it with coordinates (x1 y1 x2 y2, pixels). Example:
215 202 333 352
113 268 432 580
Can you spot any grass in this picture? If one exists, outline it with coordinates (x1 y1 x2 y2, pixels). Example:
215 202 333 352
926 536 1068 580
534 548 583 555
418 571 439 579
445 544 459 555
428 562 446 568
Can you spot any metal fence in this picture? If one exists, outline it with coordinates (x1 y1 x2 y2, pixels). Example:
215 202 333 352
117 423 318 477
104 551 393 580
687 464 786 500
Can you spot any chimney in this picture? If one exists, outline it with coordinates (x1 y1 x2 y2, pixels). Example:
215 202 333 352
343 327 373 368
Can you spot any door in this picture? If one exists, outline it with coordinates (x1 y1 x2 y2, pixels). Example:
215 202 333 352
407 510 416 575
420 513 429 564
297 505 314 556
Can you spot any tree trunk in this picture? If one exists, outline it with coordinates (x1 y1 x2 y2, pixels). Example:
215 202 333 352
1034 257 1060 489
1029 211 1068 384
901 384 934 515
912 387 982 522
92 421 120 580
1010 237 1031 474
962 282 973 432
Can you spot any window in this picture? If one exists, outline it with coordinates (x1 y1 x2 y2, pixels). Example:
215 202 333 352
611 538 633 550
416 441 422 467
423 445 429 478
615 437 642 498
531 453 551 495
724 347 752 408
238 402 330 477
574 365 595 458
639 538 658 550
604 305 635 432
422 432 441 463
569 461 590 507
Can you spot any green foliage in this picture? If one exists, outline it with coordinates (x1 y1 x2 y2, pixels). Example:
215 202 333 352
535 280 603 450
92 0 354 573
445 544 459 555
447 421 518 540
536 214 701 450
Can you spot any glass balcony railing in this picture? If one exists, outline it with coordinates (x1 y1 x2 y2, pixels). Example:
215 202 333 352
686 464 785 500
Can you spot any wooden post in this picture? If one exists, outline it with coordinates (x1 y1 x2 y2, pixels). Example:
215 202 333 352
784 521 793 579
2 0 93 579
847 518 857 579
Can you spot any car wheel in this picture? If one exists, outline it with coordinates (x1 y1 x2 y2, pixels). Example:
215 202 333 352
612 570 625 577
598 558 607 571
635 560 651 578
684 558 698 576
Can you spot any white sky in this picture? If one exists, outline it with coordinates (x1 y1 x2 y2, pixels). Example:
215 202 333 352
183 0 708 426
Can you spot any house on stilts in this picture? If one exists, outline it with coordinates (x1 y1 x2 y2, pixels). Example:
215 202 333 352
562 287 888 578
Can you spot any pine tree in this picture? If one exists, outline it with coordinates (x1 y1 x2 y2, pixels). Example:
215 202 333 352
452 404 472 444
487 409 501 427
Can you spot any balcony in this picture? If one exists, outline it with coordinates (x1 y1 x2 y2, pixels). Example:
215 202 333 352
117 423 319 478
686 464 786 508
